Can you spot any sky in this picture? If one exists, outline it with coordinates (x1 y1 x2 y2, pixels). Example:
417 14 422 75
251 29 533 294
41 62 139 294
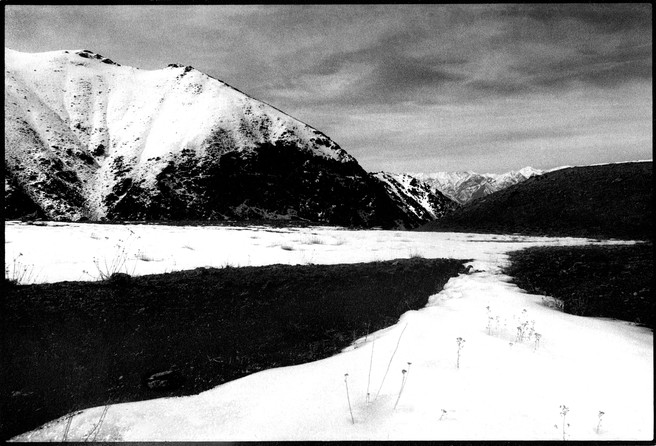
4 4 653 174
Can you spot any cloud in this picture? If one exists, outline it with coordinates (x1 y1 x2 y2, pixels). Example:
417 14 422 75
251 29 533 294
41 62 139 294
247 4 652 110
269 36 467 106
7 5 649 100
4 5 652 173
494 3 651 33
461 4 653 94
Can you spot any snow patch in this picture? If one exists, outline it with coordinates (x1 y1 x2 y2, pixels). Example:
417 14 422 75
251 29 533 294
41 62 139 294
6 223 651 441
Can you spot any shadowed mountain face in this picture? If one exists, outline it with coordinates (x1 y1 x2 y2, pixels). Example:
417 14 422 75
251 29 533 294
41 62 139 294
371 172 459 227
101 141 425 228
420 162 652 240
4 48 446 228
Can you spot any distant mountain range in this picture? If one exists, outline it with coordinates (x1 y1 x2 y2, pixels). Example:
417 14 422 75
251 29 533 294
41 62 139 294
4 48 456 228
407 167 543 204
420 161 652 240
5 48 649 236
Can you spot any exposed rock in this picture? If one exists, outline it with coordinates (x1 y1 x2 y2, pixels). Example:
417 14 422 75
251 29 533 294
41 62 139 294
371 172 459 228
143 370 184 391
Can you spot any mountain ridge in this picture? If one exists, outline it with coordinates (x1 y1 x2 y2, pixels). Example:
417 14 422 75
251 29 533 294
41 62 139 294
407 167 543 204
370 172 459 226
420 161 652 240
4 48 447 228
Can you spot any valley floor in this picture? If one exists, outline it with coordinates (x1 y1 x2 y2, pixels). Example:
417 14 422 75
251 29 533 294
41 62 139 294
4 222 653 441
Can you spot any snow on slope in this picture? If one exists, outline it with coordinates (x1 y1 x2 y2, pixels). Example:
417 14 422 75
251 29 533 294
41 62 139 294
411 162 650 205
492 166 543 190
409 167 543 204
4 48 358 221
371 172 459 226
5 222 652 441
546 160 654 172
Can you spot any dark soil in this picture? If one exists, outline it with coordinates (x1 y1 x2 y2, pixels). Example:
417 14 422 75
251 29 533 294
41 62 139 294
420 161 652 240
1 257 467 440
504 243 653 328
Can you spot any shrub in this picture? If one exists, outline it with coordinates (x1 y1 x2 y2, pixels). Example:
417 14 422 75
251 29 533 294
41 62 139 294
5 253 37 286
90 230 140 281
107 272 132 288
393 362 411 410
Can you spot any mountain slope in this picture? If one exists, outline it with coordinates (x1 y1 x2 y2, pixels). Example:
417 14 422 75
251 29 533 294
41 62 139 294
410 167 543 204
4 48 425 228
420 161 652 240
371 172 459 227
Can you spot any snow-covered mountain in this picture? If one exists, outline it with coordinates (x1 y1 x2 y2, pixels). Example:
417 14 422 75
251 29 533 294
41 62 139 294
371 172 459 226
409 167 543 204
4 48 437 228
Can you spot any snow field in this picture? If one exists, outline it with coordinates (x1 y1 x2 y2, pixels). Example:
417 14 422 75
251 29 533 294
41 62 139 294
4 221 619 284
5 222 652 440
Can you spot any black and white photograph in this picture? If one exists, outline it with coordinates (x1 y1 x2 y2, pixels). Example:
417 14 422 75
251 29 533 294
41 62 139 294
3 4 653 441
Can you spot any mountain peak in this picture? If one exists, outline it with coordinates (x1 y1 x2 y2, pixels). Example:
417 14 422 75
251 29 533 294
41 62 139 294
405 167 543 204
372 172 459 226
73 49 121 66
166 63 194 71
517 166 542 178
4 47 434 228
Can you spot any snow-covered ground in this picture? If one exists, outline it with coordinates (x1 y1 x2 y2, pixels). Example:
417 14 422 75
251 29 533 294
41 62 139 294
5 221 653 441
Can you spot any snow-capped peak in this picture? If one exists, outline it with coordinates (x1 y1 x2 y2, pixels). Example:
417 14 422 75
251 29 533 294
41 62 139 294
517 166 542 178
4 48 365 222
371 172 459 225
405 167 543 204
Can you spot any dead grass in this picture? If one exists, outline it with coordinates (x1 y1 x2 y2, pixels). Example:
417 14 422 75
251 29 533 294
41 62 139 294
2 257 467 440
505 242 653 328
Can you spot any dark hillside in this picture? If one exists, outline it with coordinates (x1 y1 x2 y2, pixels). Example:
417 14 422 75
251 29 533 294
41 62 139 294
505 243 653 328
420 161 652 240
2 257 466 440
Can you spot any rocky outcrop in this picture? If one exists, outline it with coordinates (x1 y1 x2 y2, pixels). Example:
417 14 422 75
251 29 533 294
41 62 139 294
370 172 459 228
